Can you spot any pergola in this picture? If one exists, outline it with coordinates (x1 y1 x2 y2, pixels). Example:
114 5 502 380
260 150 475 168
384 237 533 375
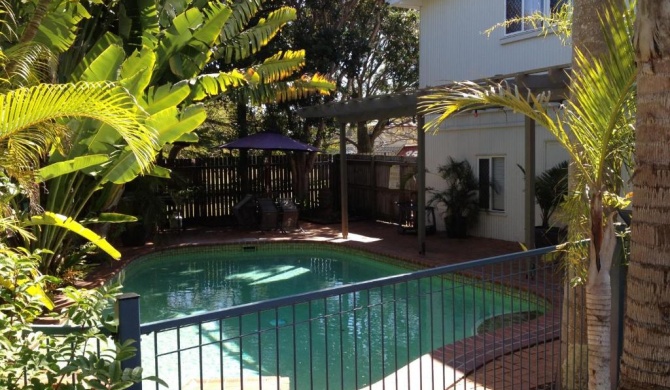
298 64 570 255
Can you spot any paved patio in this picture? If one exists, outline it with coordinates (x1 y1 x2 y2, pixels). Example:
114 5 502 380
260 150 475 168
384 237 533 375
91 220 560 390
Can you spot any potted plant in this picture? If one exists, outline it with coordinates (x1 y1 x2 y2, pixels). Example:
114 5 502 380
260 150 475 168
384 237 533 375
534 160 569 246
428 157 479 238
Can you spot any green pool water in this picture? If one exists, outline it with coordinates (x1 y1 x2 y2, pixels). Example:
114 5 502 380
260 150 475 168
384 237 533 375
118 244 545 389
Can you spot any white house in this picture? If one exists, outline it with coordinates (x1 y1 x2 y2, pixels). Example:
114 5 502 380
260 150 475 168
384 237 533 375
299 0 572 247
391 0 571 243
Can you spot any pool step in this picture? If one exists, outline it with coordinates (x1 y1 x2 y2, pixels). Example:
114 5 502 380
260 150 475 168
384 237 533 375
183 376 290 390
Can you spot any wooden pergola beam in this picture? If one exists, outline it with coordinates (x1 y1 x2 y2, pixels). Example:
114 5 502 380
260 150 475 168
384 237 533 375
297 63 571 251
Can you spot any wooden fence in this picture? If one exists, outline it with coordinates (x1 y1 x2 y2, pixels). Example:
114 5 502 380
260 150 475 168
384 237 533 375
341 155 418 222
159 154 416 226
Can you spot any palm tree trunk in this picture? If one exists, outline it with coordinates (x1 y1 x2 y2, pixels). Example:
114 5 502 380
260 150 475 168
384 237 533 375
562 1 621 387
620 1 670 388
20 0 52 43
585 210 617 390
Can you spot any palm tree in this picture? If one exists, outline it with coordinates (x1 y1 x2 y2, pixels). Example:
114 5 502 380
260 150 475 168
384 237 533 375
419 2 635 389
619 1 670 388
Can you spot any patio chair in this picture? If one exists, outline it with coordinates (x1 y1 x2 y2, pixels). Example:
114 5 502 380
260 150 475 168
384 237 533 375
276 198 300 232
233 194 258 228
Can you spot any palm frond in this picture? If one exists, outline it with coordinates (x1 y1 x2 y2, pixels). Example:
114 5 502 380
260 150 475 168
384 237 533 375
0 0 18 44
1 42 57 89
0 82 156 179
565 2 636 191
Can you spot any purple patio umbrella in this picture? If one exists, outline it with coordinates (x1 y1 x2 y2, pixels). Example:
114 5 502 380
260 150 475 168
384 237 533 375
218 131 320 152
219 132 319 197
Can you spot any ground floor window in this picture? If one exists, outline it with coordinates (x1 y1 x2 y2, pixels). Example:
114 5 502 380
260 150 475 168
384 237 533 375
478 157 505 211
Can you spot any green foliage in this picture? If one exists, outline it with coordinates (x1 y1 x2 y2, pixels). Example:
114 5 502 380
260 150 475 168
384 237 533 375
421 1 635 273
535 160 569 228
0 244 162 389
428 158 480 236
484 0 572 44
8 0 332 275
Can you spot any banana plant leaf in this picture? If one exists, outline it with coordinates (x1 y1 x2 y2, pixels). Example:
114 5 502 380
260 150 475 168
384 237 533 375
27 212 121 260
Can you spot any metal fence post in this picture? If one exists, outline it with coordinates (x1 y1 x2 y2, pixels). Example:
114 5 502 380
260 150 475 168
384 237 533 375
116 293 142 390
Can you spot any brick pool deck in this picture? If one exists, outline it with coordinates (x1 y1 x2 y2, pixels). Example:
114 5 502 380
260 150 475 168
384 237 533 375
91 220 561 390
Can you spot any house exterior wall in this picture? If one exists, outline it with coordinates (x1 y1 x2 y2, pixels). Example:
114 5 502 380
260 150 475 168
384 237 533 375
408 0 572 241
418 0 572 87
426 109 566 242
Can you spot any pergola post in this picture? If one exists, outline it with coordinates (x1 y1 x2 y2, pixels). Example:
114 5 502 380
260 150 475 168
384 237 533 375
339 122 349 239
524 116 536 250
417 115 426 254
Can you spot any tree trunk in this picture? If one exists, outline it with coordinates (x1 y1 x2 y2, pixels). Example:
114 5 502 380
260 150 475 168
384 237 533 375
620 2 670 388
356 121 373 153
290 152 317 205
20 0 52 44
562 1 619 387
584 210 616 390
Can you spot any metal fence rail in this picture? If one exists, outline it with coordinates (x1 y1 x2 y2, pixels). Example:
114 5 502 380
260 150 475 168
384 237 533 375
122 245 562 390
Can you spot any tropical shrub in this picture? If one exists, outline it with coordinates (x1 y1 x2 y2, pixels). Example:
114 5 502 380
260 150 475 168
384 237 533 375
428 157 479 238
0 243 158 389
9 0 333 274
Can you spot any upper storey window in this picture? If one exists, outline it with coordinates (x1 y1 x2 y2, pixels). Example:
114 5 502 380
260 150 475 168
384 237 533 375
505 0 565 34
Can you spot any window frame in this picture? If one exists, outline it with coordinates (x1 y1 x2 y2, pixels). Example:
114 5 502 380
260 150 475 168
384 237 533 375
478 156 506 212
504 0 566 35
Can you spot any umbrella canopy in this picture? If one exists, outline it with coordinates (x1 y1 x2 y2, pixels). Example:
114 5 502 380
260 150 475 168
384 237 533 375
219 131 319 152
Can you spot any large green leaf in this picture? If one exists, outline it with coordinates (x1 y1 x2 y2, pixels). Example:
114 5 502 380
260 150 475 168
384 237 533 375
175 132 199 143
193 1 233 45
101 104 205 184
148 165 172 179
221 0 263 42
165 1 234 79
119 46 156 97
154 8 204 81
81 213 138 224
36 155 110 182
246 73 335 105
221 7 296 63
79 45 126 82
188 69 246 101
27 212 121 260
252 50 306 84
98 147 146 185
145 82 191 115
70 33 124 82
34 0 91 54
152 104 207 145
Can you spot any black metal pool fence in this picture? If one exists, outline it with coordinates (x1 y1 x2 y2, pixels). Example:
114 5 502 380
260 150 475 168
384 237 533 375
36 244 628 389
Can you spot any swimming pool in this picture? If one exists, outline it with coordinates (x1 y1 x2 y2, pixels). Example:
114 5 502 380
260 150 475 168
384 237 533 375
118 244 546 389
